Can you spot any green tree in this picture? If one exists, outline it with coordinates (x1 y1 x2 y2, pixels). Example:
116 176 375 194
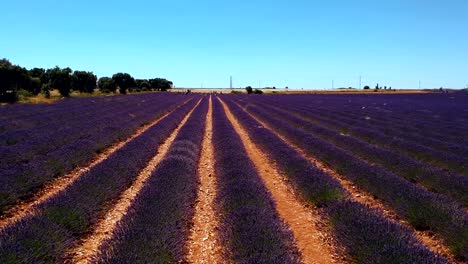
47 67 73 97
29 78 42 95
72 71 97 93
136 79 151 91
98 77 117 93
29 68 45 79
363 85 370 90
149 78 173 91
0 59 18 102
245 86 253 94
29 68 46 95
0 59 42 101
112 73 136 94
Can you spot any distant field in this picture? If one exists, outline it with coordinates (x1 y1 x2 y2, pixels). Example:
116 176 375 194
0 92 466 263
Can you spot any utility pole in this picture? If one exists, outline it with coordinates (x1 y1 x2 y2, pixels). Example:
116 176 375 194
419 80 421 89
359 76 362 89
332 80 334 89
230 76 232 89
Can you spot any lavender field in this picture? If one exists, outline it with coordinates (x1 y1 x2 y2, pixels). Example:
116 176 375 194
0 92 467 263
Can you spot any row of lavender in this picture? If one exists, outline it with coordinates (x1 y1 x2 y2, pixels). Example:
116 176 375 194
92 98 301 263
0 93 188 213
252 98 468 175
348 93 468 138
0 94 188 160
286 93 468 140
0 98 106 133
0 96 172 152
263 93 468 148
2 96 300 263
253 94 468 158
227 96 467 260
0 98 199 262
304 96 468 154
232 97 467 259
282 102 467 173
222 97 448 263
243 101 468 206
0 94 177 132
95 97 208 263
211 99 301 263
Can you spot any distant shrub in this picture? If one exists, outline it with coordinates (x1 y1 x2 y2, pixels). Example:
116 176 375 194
253 89 263 94
245 86 253 94
17 89 33 101
42 83 51 98
363 86 370 90
29 77 42 95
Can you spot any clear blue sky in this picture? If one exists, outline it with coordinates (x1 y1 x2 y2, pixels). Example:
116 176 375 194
2 0 467 89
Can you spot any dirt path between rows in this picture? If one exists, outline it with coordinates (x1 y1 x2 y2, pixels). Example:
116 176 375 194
0 100 192 232
219 98 341 264
186 96 223 263
234 101 458 263
67 99 202 263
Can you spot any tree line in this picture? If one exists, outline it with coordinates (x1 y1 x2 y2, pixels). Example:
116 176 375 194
0 59 173 103
363 83 392 91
